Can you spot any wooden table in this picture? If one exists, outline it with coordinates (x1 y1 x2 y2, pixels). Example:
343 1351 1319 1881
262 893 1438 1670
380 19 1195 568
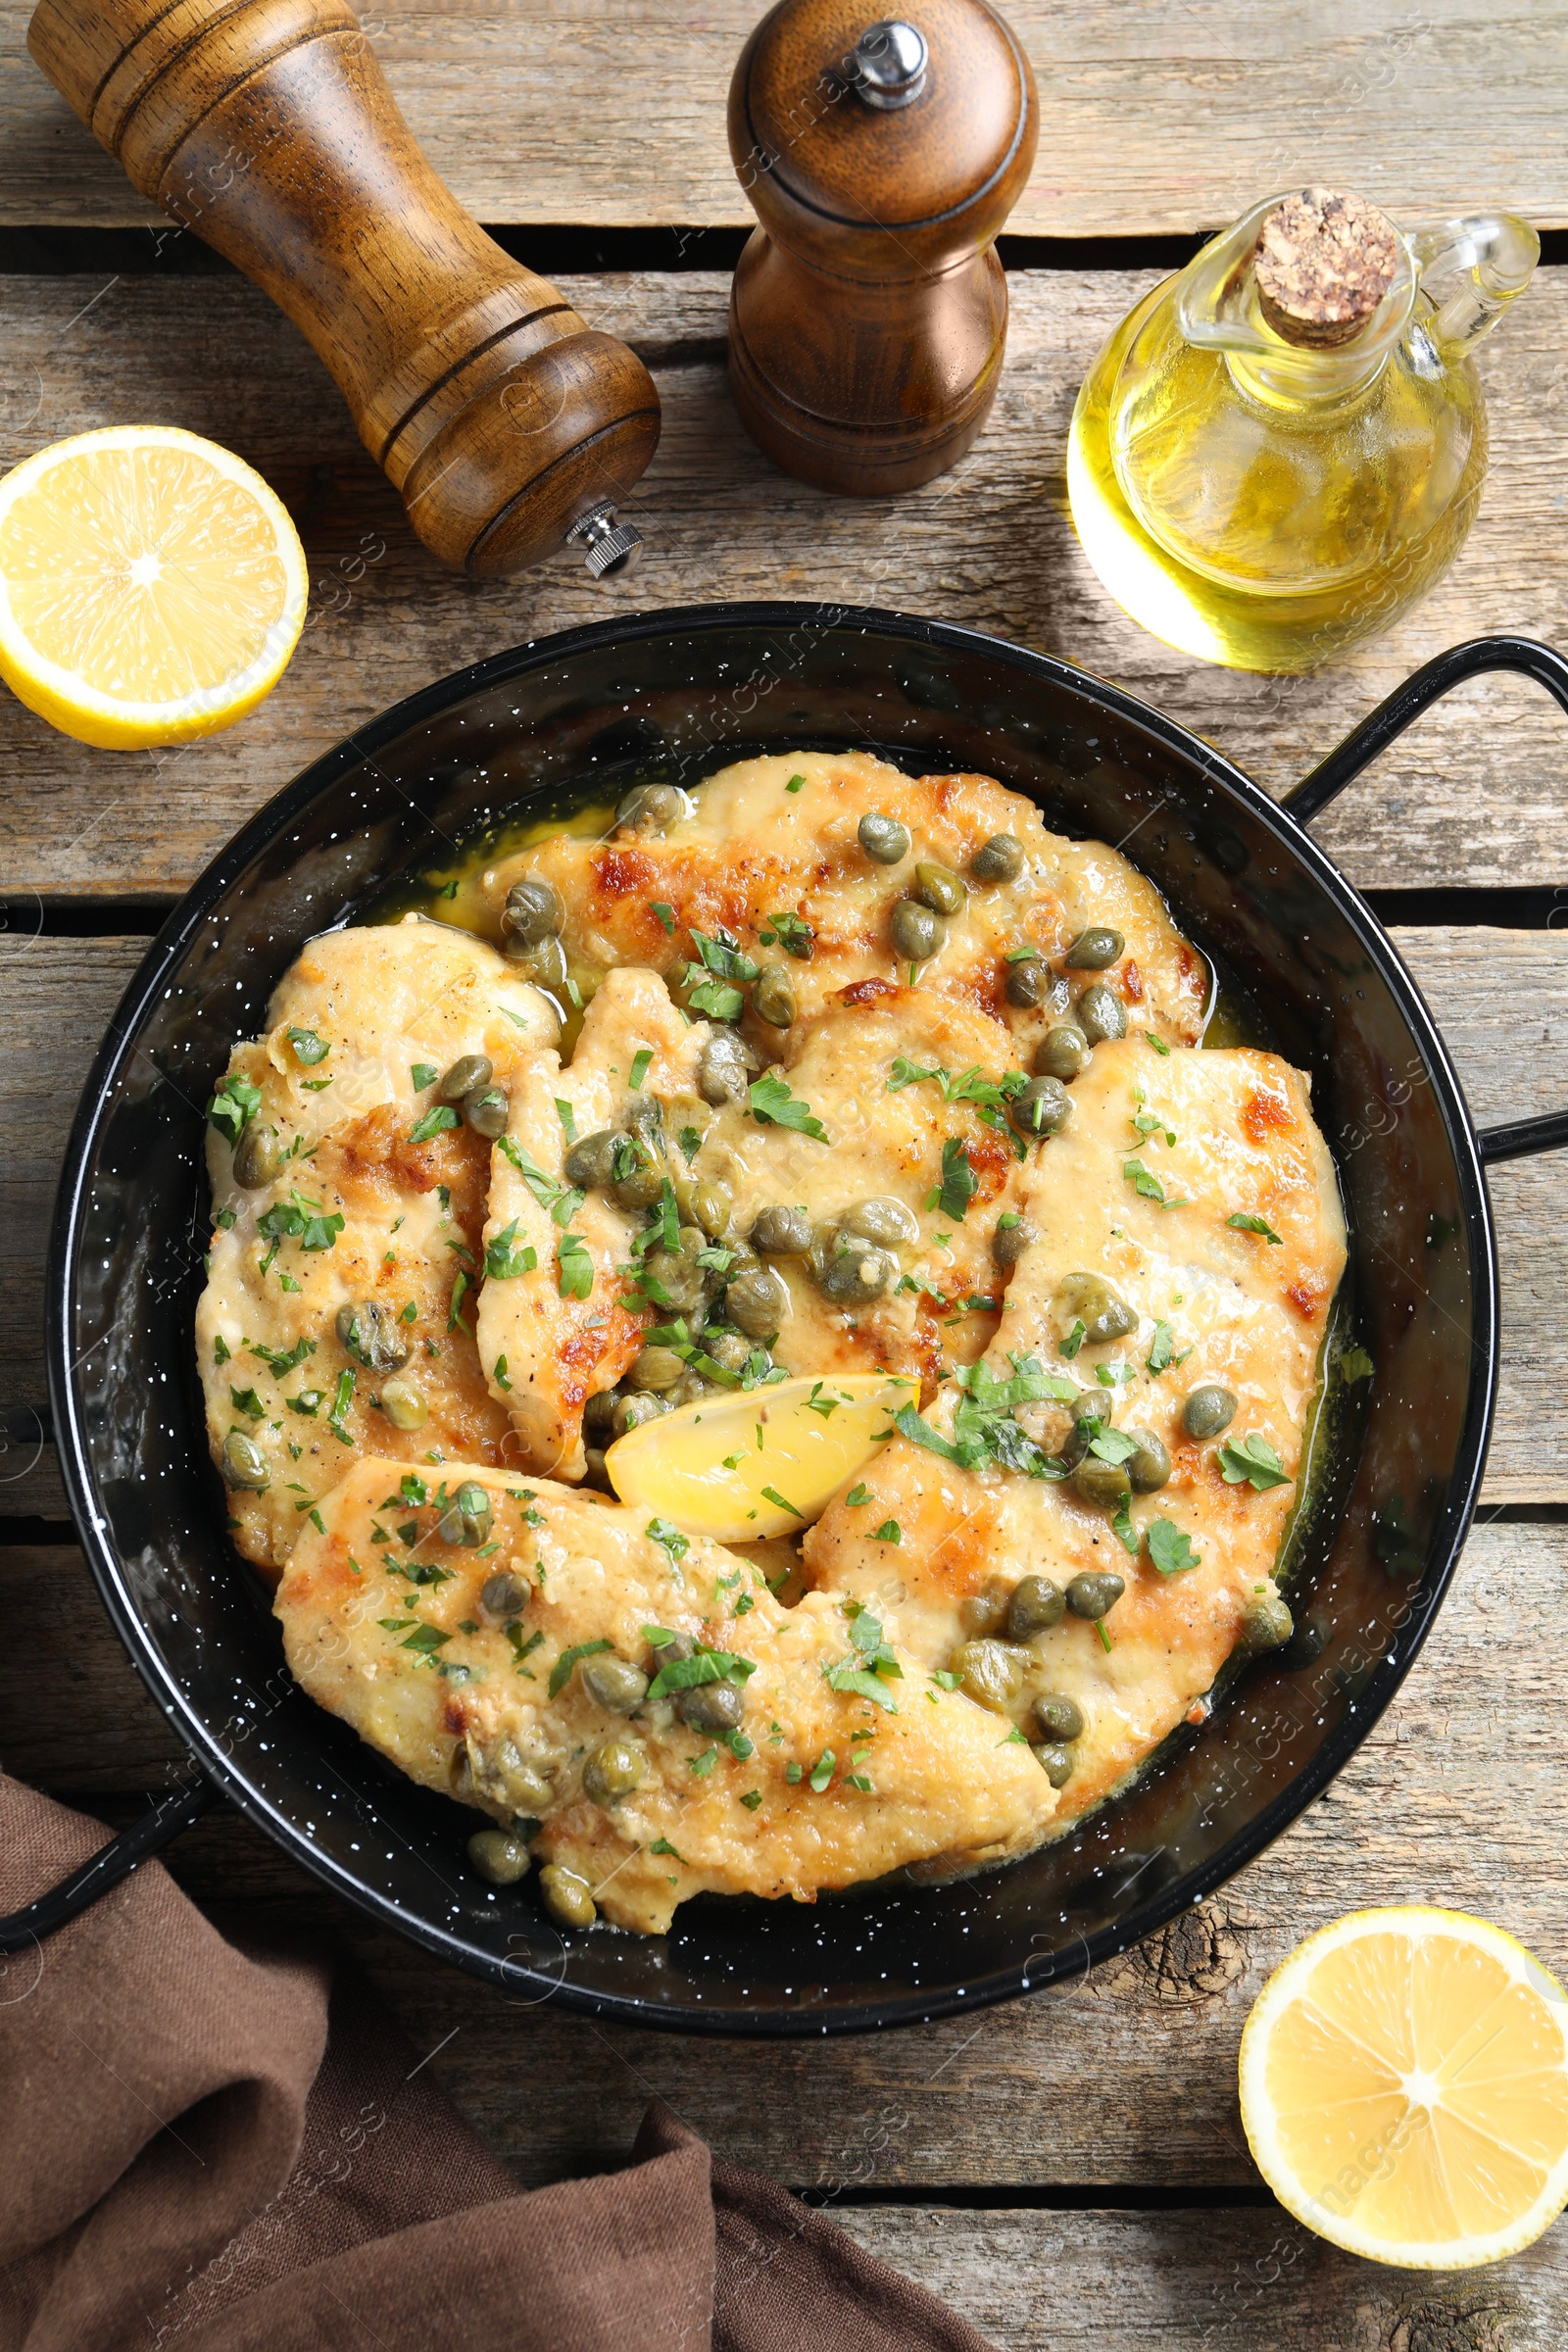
5 7 1568 2342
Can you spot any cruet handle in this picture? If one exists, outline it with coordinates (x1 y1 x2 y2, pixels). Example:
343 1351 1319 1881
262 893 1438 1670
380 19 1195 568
1410 213 1540 361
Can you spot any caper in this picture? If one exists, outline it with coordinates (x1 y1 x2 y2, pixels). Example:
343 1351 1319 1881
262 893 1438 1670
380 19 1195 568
753 965 797 1027
336 1299 410 1374
611 1146 664 1212
752 1203 812 1256
627 1345 686 1393
697 1029 758 1107
504 1757 558 1814
960 1581 1010 1637
970 833 1024 884
668 1372 710 1407
650 1629 696 1667
815 1239 897 1305
1035 1024 1090 1082
703 1331 759 1378
992 1215 1038 1269
464 1083 510 1139
1073 1455 1132 1510
381 1375 428 1431
858 810 910 864
232 1121 283 1189
1033 1741 1076 1788
1183 1384 1238 1440
1065 1570 1125 1619
1059 1390 1112 1468
584 1389 617 1436
1007 1074 1071 1141
842 1196 920 1248
616 782 692 835
1076 980 1127 1044
1007 1574 1066 1639
1004 953 1050 1008
467 1828 532 1886
691 1181 734 1239
675 1681 745 1733
582 1738 647 1806
479 1570 530 1623
952 1638 1029 1712
440 1053 493 1102
436 1480 493 1547
538 1862 597 1929
581 1656 651 1714
1063 926 1125 970
890 900 944 962
1056 1272 1137 1347
623 1095 663 1146
1237 1592 1294 1655
507 933 569 991
583 1447 612 1492
221 1430 270 1490
645 1228 709 1314
1124 1428 1172 1494
612 1391 672 1439
726 1261 789 1337
914 859 967 918
502 875 564 947
1035 1690 1085 1740
564 1129 619 1189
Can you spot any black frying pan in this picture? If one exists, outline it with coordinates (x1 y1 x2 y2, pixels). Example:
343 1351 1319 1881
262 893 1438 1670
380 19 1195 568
14 605 1567 2036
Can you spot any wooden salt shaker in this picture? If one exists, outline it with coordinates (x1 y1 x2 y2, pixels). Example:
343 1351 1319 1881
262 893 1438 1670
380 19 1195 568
27 0 661 577
727 0 1038 496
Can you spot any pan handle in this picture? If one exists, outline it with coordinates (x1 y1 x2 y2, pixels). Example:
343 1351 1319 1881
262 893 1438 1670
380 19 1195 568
0 1775 220 1954
1284 633 1568 1166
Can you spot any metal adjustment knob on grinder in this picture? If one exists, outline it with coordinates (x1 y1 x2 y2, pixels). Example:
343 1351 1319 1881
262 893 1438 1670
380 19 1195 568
727 0 1038 496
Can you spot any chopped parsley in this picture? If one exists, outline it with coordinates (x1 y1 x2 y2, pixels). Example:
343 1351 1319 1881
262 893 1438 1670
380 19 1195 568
689 1747 718 1778
1228 1211 1284 1246
893 1354 1074 1482
228 1384 265 1419
497 1138 584 1228
647 1642 758 1699
485 1219 537 1280
410 1105 460 1144
808 1749 835 1791
1060 1319 1087 1358
554 1098 577 1142
649 901 676 934
678 1124 702 1165
411 1061 438 1090
1144 1031 1171 1055
1218 1433 1292 1492
650 1837 686 1860
845 1483 871 1507
493 1354 512 1392
628 1048 654 1092
822 1604 902 1710
1339 1346 1375 1386
213 1334 231 1365
1124 1156 1188 1209
646 1518 691 1564
758 908 813 958
740 1788 762 1811
1147 1518 1200 1575
785 772 807 793
557 1230 594 1300
206 1072 262 1143
760 1485 805 1519
927 1135 977 1221
250 1335 316 1375
749 1073 828 1142
1110 1496 1138 1555
286 1025 330 1065
326 1368 354 1444
873 1519 902 1544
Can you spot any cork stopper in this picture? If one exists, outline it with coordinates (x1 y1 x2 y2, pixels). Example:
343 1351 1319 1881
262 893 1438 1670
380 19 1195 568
1253 188 1400 349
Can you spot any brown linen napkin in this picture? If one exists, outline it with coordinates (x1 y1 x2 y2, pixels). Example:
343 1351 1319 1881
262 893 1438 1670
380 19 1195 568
0 1776 996 2352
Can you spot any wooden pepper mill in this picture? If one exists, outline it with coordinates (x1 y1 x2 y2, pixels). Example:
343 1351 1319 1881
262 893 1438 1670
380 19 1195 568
727 0 1037 496
27 0 661 577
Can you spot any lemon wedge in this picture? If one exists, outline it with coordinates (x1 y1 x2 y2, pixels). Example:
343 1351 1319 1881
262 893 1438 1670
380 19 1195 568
0 425 307 750
1239 1905 1568 2269
604 1372 917 1543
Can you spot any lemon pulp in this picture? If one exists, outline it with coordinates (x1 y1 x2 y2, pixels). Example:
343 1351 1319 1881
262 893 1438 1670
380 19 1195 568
604 1372 917 1544
1239 1905 1568 2268
0 425 307 749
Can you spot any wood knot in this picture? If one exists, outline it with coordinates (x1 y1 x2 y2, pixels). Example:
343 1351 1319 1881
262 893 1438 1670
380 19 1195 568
1110 1899 1252 2004
1255 187 1400 348
1379 2291 1519 2352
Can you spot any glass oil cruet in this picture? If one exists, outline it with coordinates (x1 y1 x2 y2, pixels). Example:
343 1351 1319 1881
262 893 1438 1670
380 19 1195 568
1067 187 1539 671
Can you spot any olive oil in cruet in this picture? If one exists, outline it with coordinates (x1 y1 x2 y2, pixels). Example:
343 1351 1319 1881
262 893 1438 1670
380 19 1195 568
1068 187 1538 671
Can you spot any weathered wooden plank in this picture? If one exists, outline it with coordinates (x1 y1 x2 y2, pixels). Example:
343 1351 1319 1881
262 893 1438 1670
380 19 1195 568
11 1524 1567 2192
5 927 1565 1512
3 1 1566 239
835 2206 1568 2351
3 267 1567 899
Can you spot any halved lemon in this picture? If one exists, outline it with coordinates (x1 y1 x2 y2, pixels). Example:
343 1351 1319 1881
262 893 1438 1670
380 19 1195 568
604 1372 916 1543
1240 1905 1568 2269
0 425 307 749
